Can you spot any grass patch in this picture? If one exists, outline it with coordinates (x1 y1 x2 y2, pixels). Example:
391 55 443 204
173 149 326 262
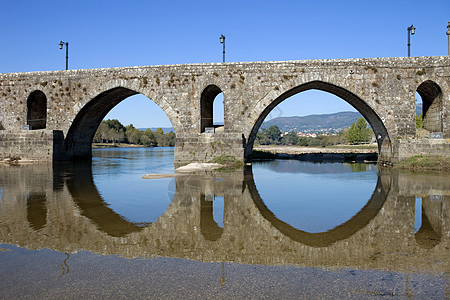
395 155 450 174
210 155 244 170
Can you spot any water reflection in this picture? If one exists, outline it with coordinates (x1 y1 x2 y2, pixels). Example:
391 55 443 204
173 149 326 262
0 162 449 274
92 147 174 224
415 196 443 249
247 170 388 247
26 192 47 231
252 161 378 232
57 163 149 237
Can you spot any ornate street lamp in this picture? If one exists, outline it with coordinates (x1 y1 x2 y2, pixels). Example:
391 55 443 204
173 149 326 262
59 41 69 70
407 25 415 57
219 34 225 63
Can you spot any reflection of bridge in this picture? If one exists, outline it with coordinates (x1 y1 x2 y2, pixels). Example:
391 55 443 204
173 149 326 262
0 164 448 273
1 56 449 164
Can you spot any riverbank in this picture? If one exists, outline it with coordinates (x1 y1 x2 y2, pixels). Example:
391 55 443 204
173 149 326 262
253 144 378 162
92 143 144 148
394 155 450 174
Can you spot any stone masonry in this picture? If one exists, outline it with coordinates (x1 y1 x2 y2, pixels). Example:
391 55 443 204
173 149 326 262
0 56 449 164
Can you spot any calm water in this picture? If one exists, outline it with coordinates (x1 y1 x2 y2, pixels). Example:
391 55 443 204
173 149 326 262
0 147 448 299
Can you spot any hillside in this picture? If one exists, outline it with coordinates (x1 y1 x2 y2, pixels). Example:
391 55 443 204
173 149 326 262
261 111 363 133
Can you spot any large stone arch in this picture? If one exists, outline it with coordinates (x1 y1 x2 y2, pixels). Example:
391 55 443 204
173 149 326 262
244 80 391 161
60 86 179 161
26 90 47 130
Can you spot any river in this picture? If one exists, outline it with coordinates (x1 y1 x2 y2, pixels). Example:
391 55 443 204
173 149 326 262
0 147 448 299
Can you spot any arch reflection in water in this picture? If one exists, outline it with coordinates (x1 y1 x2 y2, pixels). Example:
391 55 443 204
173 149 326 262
0 160 448 273
415 196 443 249
200 178 225 241
58 162 155 237
247 164 388 247
252 160 379 233
92 147 174 225
26 192 47 231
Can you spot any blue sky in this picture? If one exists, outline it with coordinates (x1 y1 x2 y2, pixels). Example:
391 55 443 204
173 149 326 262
1 0 449 127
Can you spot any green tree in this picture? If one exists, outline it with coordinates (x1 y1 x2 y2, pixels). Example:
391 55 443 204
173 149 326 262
347 118 371 144
267 125 281 143
256 131 269 145
125 124 141 144
166 131 176 146
281 131 298 145
140 129 156 147
0 121 4 130
94 122 110 143
256 125 282 145
128 130 141 145
308 138 325 147
416 112 423 128
104 119 126 132
152 128 166 146
296 136 309 146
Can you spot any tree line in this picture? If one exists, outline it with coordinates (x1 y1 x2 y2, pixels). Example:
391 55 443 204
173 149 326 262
93 119 176 147
256 118 373 147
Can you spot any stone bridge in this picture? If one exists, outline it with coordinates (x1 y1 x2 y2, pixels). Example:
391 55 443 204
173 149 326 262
0 56 449 164
0 165 448 272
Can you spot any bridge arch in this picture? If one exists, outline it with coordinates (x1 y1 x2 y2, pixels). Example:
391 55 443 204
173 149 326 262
416 80 443 133
61 86 179 161
26 90 47 130
244 80 391 161
200 84 224 133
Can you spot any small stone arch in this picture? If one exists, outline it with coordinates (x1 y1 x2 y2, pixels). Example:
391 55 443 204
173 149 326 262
27 90 47 130
416 80 443 133
200 84 223 133
244 80 391 161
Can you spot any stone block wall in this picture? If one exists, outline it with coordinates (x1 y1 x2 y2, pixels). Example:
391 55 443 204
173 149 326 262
175 132 244 165
391 138 450 163
0 130 62 161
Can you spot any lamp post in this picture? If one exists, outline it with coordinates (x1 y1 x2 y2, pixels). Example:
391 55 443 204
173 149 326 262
59 41 69 70
447 21 450 55
407 25 415 57
219 34 225 63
